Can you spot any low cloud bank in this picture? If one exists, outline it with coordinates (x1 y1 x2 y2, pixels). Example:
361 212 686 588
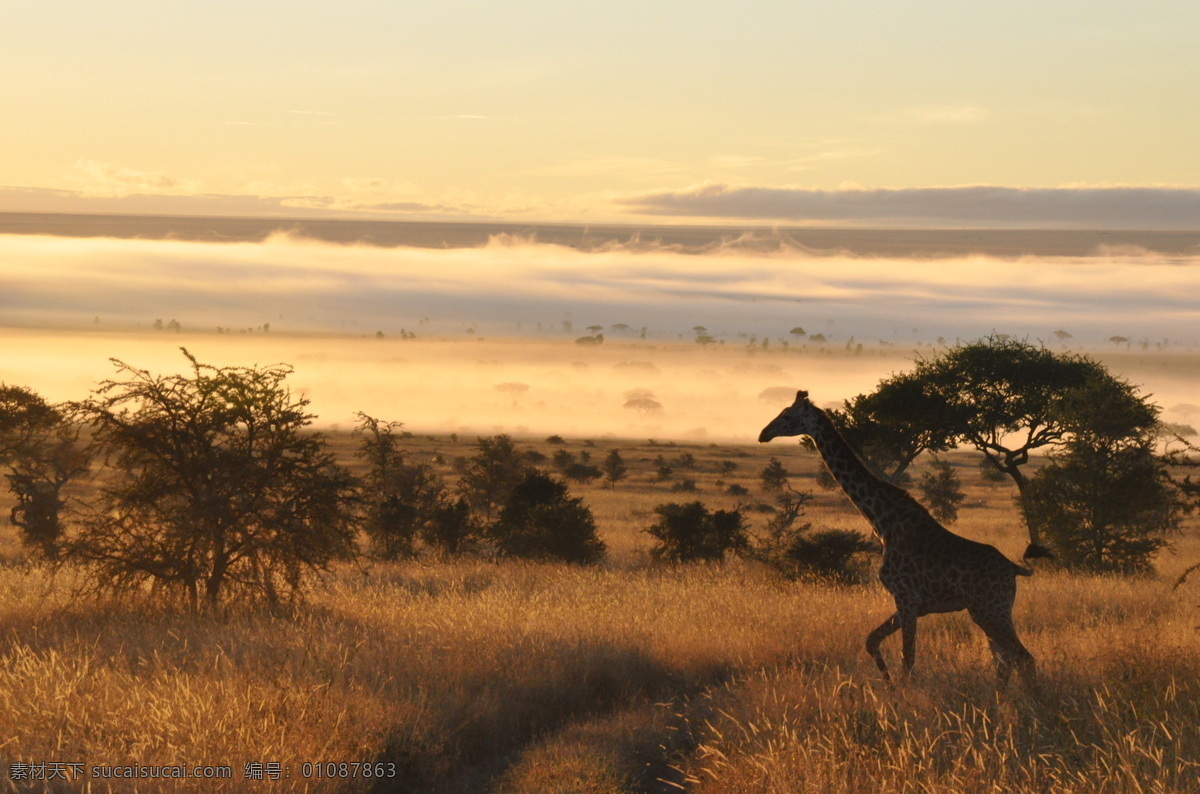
1 233 1198 346
622 185 1200 229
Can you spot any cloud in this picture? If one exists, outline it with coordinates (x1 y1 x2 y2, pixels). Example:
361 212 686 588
0 185 477 221
620 184 1200 229
71 160 201 198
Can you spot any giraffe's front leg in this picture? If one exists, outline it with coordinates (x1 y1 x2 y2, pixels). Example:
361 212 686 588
865 613 901 681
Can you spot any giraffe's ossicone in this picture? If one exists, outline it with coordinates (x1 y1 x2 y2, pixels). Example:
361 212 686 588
760 390 1040 690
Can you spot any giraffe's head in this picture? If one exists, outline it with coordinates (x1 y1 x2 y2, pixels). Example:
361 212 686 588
758 390 821 442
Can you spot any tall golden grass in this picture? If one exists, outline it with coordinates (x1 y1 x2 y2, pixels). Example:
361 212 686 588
0 436 1197 792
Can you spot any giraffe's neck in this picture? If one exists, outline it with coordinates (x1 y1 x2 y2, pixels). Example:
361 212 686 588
804 408 910 546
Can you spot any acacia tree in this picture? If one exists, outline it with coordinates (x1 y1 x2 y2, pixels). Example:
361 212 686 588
834 337 1158 545
70 351 357 609
828 370 956 482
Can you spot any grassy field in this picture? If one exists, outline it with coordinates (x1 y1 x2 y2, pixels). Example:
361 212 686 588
1 433 1198 792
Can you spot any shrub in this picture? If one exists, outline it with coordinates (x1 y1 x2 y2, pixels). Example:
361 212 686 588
644 501 749 562
490 471 605 564
563 462 603 484
784 529 878 584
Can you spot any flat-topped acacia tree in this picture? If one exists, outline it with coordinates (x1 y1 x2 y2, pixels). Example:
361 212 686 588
830 336 1158 545
70 349 357 609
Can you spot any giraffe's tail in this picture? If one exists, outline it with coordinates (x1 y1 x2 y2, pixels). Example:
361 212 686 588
1014 542 1055 576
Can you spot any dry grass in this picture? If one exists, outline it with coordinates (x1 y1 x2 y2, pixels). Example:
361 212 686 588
0 437 1198 792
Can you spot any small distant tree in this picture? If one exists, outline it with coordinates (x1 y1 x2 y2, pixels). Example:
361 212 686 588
760 457 790 492
645 501 749 562
456 435 532 521
354 413 446 559
490 471 605 564
69 350 356 609
789 326 807 341
917 459 965 524
602 449 627 487
624 389 663 419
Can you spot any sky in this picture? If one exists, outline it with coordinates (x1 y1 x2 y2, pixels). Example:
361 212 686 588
2 0 1199 226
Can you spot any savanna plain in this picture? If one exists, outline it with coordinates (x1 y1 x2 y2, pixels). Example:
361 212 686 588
1 334 1199 793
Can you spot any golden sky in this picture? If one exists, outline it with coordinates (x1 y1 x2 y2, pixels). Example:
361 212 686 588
2 1 1198 226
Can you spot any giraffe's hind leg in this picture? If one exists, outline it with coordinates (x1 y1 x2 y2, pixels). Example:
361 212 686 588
970 608 1037 692
900 611 919 675
866 613 901 682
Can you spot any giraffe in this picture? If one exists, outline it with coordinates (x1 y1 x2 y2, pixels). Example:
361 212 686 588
759 390 1039 689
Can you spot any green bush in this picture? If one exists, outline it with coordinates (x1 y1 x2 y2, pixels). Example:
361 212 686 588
490 471 605 564
783 529 878 584
645 501 749 563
